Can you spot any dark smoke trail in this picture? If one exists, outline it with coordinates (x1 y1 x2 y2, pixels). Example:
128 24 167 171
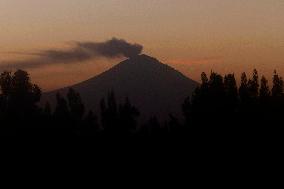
0 38 143 70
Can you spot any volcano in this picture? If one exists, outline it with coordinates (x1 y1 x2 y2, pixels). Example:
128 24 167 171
42 54 199 121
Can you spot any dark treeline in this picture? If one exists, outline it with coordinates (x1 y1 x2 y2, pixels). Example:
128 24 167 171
183 70 284 139
0 69 283 137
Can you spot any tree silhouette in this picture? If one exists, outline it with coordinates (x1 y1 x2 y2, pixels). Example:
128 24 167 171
190 72 209 115
0 71 12 97
118 97 140 134
67 88 85 122
0 70 41 119
100 91 119 133
224 74 238 112
272 71 284 97
239 70 260 116
248 69 259 98
239 72 249 103
270 71 284 126
54 93 70 128
100 92 140 135
208 72 225 113
260 76 270 99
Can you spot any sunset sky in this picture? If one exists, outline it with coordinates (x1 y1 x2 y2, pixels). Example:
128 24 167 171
0 0 283 91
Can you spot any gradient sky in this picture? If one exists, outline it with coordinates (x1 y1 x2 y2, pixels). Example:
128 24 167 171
0 0 283 91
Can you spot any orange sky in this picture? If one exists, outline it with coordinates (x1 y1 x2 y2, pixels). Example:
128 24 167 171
0 0 283 91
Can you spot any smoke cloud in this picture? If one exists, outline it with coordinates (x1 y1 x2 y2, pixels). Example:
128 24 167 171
0 38 143 70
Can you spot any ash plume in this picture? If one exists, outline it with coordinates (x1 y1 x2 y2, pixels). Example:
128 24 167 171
0 38 143 70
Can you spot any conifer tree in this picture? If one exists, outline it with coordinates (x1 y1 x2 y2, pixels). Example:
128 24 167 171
239 72 249 102
119 97 140 133
259 76 270 99
272 71 284 97
67 88 85 121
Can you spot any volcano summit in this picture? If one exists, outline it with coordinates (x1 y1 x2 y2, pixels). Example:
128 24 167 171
42 54 199 121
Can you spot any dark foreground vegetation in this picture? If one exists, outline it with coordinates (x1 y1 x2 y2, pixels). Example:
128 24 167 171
0 69 283 138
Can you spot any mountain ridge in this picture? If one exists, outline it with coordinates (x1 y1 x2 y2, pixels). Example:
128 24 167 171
42 54 199 121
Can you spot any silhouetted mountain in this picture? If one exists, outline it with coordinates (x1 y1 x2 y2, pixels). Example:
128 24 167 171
42 54 198 121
